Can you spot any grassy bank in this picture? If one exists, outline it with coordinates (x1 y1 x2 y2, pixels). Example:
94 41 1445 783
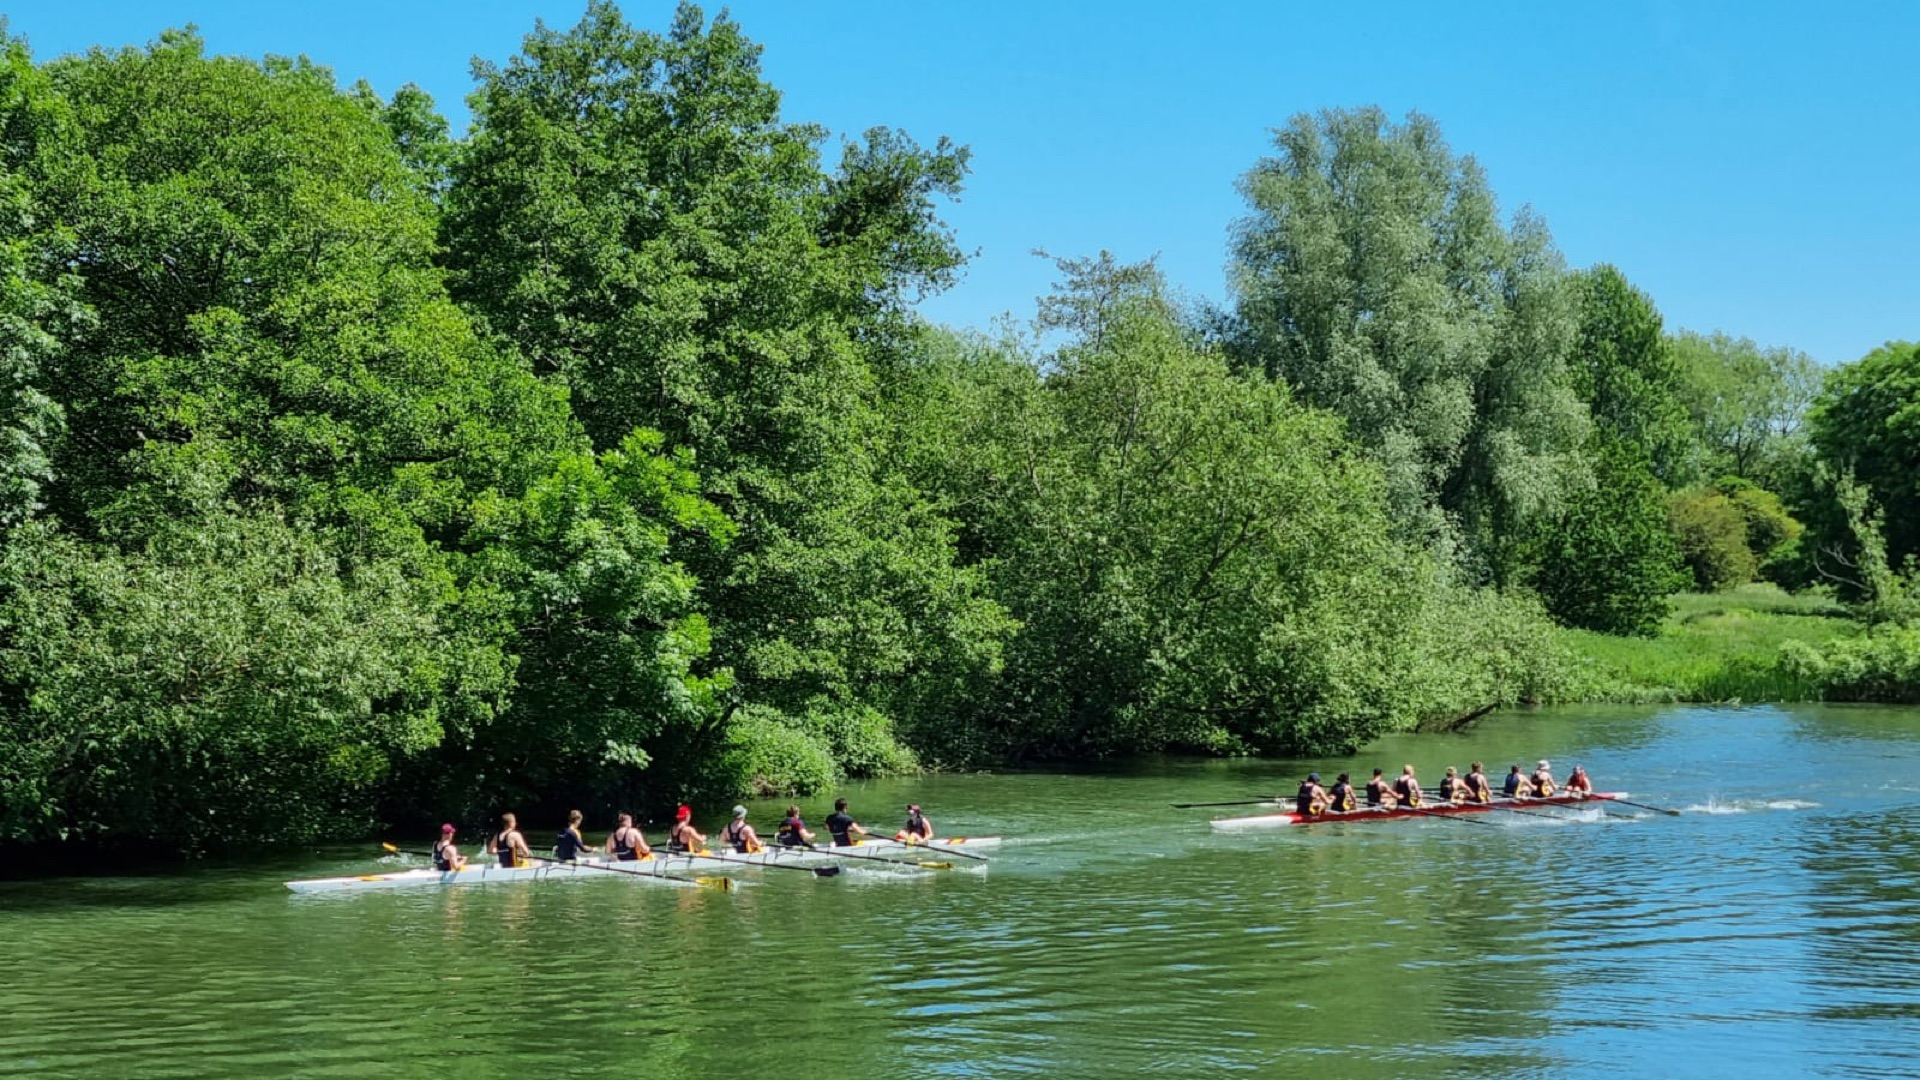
1560 585 1856 703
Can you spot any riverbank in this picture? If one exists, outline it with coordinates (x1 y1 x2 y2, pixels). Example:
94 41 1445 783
1560 584 1855 703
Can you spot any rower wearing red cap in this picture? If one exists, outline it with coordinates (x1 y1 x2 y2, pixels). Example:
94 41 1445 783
667 805 705 853
896 804 934 844
432 823 467 871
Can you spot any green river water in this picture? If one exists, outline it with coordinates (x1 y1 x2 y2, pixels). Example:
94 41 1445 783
4 704 1919 1079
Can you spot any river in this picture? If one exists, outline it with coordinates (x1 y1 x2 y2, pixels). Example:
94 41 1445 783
3 704 1917 1079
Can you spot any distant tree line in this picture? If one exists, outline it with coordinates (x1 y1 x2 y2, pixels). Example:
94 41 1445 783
0 5 1912 852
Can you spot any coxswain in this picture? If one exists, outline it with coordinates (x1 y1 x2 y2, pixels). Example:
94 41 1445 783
1531 759 1557 797
1464 762 1493 804
1393 765 1424 808
1326 772 1357 813
666 805 705 853
490 812 531 868
1437 766 1465 804
605 812 651 861
896 804 935 843
1565 765 1593 794
1502 764 1525 798
432 823 467 871
824 798 868 846
1365 768 1399 808
554 809 594 862
1295 773 1330 817
777 804 816 847
721 806 763 854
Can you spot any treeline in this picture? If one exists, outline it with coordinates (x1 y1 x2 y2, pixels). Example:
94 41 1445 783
0 4 1913 853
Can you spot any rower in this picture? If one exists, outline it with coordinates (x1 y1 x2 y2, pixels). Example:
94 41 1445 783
1326 772 1357 813
824 798 868 846
1365 767 1399 808
1295 773 1330 817
1502 764 1525 798
1565 765 1593 794
1393 764 1423 808
605 812 651 861
432 823 467 871
1464 762 1493 804
490 812 531 868
896 804 935 843
666 805 705 853
1437 766 1465 804
1531 759 1557 797
554 809 594 862
777 804 816 847
721 806 763 854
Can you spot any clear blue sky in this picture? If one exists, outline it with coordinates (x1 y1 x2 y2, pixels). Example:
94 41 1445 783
5 1 1915 363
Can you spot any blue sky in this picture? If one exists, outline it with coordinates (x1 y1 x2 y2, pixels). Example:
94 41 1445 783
5 1 1915 363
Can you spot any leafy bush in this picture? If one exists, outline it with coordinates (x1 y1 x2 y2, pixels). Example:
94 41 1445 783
801 702 918 778
1670 488 1758 591
1529 440 1685 635
1778 625 1920 704
713 707 839 798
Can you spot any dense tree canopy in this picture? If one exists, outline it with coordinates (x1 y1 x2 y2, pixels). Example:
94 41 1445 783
0 4 1907 856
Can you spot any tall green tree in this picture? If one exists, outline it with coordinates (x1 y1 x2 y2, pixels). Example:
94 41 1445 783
442 2 1005 757
1528 439 1682 634
1230 107 1589 581
1806 340 1920 576
1671 330 1821 486
1569 265 1698 484
0 30 728 847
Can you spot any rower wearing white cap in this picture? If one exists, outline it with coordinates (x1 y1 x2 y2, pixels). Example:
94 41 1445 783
720 805 764 854
1530 760 1557 797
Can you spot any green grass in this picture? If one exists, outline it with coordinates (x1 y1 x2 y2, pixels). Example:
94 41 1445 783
1560 584 1855 703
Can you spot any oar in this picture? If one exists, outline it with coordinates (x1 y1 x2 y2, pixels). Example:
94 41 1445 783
1596 795 1681 816
1395 803 1499 826
1171 797 1283 809
876 836 991 862
669 849 842 878
1473 800 1570 821
380 843 735 891
795 841 952 871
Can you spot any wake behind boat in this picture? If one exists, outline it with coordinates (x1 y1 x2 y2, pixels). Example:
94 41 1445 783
1209 791 1627 830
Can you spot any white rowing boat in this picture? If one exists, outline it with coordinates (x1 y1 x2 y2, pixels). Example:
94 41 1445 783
638 835 999 872
286 856 717 894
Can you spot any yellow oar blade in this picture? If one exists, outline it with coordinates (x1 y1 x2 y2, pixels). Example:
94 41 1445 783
915 862 954 870
381 842 401 854
696 876 734 891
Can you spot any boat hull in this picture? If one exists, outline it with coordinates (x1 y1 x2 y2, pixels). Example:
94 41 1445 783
647 836 1001 872
1209 792 1625 830
286 857 709 894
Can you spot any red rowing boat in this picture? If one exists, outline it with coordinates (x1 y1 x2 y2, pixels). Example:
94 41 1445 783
1208 791 1624 830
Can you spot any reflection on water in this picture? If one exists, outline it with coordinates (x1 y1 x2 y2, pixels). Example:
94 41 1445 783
1 705 1918 1078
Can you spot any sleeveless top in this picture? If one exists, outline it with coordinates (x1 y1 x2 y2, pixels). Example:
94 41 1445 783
495 831 518 868
723 821 753 853
433 840 455 871
611 828 640 861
